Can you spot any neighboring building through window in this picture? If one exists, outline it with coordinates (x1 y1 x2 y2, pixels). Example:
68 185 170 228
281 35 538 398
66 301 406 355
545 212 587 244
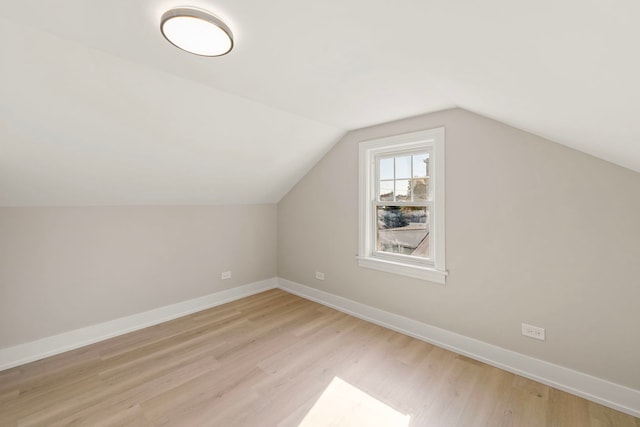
358 127 446 283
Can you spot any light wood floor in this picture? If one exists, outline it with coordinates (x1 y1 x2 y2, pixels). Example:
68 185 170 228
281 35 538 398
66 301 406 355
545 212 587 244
1 289 638 426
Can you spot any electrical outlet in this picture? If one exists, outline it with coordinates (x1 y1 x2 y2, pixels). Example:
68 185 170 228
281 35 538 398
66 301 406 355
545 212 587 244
315 271 325 280
221 271 231 280
522 323 545 341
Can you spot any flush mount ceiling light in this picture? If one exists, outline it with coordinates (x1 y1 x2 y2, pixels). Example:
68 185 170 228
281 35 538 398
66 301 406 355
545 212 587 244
160 7 233 57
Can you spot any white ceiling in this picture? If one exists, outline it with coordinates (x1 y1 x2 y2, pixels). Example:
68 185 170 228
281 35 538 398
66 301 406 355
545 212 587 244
2 0 639 205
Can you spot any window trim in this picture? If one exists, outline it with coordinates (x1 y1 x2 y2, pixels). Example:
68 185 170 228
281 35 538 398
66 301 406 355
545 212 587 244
357 127 447 284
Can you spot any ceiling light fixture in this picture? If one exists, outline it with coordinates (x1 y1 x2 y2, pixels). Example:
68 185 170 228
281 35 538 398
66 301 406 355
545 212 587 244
160 7 233 57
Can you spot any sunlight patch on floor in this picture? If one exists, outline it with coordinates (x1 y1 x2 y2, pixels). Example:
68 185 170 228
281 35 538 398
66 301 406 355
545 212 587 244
299 377 410 427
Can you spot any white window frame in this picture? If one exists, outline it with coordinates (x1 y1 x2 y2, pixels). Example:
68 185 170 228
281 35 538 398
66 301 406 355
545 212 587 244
357 127 447 284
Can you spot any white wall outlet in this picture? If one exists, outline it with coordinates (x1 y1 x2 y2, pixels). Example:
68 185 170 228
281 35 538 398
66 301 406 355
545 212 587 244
221 271 232 280
522 323 545 341
315 271 325 280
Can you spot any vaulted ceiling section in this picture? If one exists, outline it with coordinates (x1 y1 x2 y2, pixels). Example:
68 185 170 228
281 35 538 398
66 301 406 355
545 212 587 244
2 0 639 205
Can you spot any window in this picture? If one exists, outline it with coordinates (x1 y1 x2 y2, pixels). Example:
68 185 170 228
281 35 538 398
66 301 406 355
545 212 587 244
358 127 446 284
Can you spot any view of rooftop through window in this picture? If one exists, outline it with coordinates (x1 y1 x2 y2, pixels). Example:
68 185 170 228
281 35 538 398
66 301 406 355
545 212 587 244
376 152 431 259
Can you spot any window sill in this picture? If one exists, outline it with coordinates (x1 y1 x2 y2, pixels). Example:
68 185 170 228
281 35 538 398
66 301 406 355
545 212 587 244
357 256 447 284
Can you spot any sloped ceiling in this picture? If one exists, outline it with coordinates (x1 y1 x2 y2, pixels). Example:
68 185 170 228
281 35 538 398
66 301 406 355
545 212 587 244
2 0 639 205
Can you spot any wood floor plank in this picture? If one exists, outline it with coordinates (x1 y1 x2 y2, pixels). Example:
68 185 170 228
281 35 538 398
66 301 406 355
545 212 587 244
0 289 637 426
546 387 591 427
457 365 515 427
589 401 640 427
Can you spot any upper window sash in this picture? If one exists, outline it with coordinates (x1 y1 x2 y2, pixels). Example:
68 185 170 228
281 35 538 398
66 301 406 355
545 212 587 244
375 148 432 204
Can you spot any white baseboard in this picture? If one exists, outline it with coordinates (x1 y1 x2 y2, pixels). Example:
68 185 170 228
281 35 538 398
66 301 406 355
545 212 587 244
0 278 277 372
2 276 638 418
277 278 640 418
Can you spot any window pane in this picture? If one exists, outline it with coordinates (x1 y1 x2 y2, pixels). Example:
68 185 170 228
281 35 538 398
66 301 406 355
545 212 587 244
379 180 394 201
395 156 411 179
379 157 394 180
411 178 429 201
376 206 429 258
395 179 411 201
412 153 429 177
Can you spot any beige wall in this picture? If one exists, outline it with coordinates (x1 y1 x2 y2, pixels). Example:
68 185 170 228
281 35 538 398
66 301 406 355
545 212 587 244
277 108 640 390
0 205 276 347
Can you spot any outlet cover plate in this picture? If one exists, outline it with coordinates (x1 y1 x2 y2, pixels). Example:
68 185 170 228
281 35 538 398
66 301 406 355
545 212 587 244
522 323 545 341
